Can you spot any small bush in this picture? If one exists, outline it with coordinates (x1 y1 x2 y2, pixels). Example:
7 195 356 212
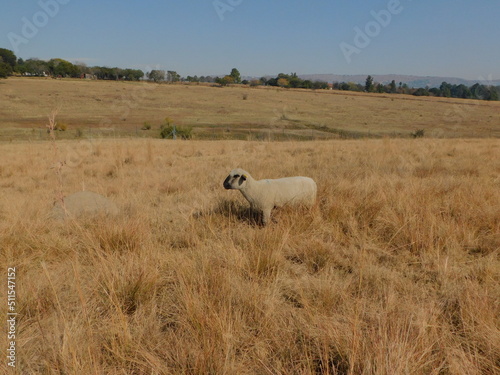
160 125 192 139
160 126 173 139
142 122 152 130
55 122 68 131
158 117 191 139
411 129 425 138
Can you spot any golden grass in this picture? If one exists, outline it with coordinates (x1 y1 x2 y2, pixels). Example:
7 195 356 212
1 137 499 374
1 77 500 140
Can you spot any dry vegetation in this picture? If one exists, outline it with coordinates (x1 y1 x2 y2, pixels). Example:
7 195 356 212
1 137 499 374
1 77 500 141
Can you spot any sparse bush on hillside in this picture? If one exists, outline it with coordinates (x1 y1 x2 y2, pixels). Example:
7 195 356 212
141 122 152 130
55 121 68 131
158 117 192 139
411 129 425 138
160 125 192 139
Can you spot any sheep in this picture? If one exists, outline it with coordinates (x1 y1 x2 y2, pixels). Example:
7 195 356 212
223 168 317 225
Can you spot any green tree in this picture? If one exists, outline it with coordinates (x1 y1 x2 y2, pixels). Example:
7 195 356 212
440 82 452 97
365 75 374 92
0 48 17 70
216 75 235 86
413 88 430 96
277 78 289 88
0 61 12 78
48 58 79 77
167 71 180 82
148 70 165 82
389 80 397 93
19 58 49 76
230 68 241 84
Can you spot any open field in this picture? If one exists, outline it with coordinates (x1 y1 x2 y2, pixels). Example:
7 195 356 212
1 138 499 374
1 77 500 141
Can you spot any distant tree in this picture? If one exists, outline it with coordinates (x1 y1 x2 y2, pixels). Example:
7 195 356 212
428 87 440 96
338 82 351 91
277 78 289 88
122 69 144 81
453 84 472 99
0 61 12 78
216 75 235 86
48 58 79 77
413 88 430 96
365 75 374 92
302 80 313 89
148 70 165 82
0 48 17 70
440 82 452 97
266 77 278 86
288 77 301 88
167 70 180 82
19 58 49 76
230 68 241 84
389 80 397 93
312 81 328 90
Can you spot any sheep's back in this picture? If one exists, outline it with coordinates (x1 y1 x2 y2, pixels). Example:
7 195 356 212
268 176 317 207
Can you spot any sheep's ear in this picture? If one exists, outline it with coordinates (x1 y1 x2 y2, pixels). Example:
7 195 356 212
238 174 246 186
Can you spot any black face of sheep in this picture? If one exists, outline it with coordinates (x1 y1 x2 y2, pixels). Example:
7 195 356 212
223 170 247 190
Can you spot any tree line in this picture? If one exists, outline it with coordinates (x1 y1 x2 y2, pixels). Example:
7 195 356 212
338 75 499 101
1 48 498 101
256 73 330 90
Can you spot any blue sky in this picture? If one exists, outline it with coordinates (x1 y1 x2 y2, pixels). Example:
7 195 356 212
1 0 499 80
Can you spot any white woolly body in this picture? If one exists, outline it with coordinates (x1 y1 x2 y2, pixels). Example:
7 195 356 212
224 168 317 225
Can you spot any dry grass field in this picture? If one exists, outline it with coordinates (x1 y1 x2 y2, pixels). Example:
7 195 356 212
1 136 499 374
1 77 500 140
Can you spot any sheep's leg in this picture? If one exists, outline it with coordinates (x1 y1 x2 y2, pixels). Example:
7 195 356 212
262 209 271 226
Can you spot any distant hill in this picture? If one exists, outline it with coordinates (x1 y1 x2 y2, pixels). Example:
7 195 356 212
296 74 500 88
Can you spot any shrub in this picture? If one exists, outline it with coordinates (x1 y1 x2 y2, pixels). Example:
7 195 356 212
157 117 192 139
160 125 192 140
55 122 68 131
142 122 152 130
160 126 172 139
411 129 425 138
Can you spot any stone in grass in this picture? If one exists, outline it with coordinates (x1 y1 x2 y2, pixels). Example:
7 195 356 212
51 191 119 220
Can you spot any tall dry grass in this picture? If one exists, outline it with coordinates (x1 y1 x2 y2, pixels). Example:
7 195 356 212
1 138 499 374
